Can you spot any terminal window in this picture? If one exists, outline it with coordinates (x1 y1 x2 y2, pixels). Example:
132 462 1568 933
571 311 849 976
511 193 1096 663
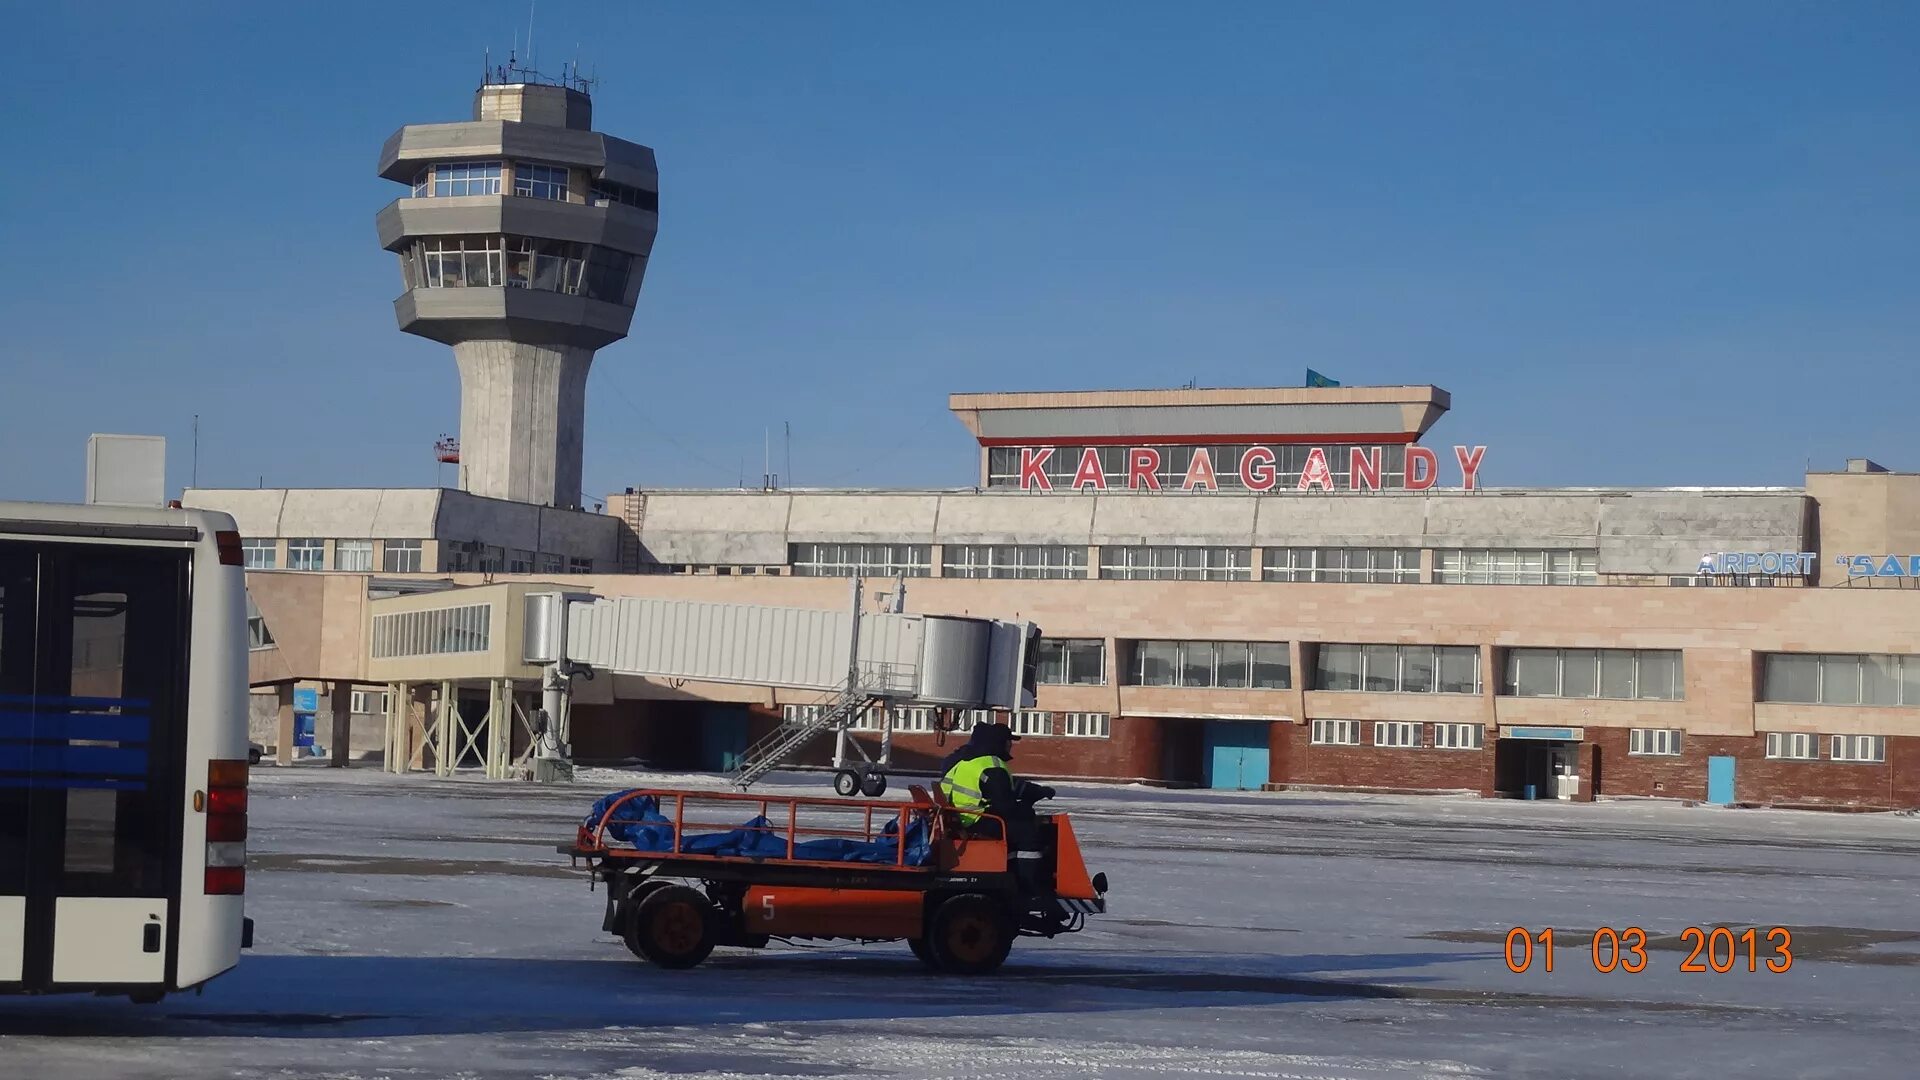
1060 712 1111 738
1830 735 1886 763
1264 547 1420 584
370 603 492 659
1098 546 1252 581
1629 728 1683 756
286 539 325 572
1314 643 1481 695
942 544 1087 580
1373 721 1422 748
1433 723 1484 750
1765 732 1820 760
382 540 423 573
1435 549 1597 585
1311 719 1361 745
1036 638 1105 686
789 543 931 578
1761 653 1920 707
1128 640 1290 689
1502 648 1683 700
240 538 276 570
333 540 373 572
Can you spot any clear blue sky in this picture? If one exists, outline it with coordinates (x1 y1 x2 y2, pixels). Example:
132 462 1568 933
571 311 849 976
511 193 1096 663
2 3 1915 504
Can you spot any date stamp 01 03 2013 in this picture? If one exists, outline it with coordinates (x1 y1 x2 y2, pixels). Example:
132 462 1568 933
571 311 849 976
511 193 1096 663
1503 927 1794 974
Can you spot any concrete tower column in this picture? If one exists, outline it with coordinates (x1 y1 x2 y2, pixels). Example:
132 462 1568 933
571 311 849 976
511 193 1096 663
453 340 594 509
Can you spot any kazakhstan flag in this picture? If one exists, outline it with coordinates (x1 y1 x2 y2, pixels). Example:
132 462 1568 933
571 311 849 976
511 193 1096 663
1305 369 1340 388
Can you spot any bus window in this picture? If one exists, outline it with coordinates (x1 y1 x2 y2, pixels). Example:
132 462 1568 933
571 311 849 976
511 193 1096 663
0 553 34 899
53 555 182 899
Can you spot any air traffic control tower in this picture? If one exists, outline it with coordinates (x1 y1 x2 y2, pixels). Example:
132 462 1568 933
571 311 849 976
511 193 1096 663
376 74 658 510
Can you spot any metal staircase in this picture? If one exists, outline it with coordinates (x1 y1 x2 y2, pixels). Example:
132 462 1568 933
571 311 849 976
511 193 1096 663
732 680 873 789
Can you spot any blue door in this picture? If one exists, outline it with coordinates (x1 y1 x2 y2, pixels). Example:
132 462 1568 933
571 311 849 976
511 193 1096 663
1706 756 1735 806
699 707 749 772
1203 722 1271 790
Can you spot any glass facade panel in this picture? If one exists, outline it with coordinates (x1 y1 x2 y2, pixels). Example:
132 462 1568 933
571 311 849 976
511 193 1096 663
1436 647 1480 695
1315 644 1361 691
1506 649 1559 696
1135 641 1178 687
1638 651 1680 700
1819 654 1861 705
1400 646 1436 693
1250 643 1291 689
1560 649 1599 698
1599 649 1637 699
1215 641 1250 688
1362 645 1399 692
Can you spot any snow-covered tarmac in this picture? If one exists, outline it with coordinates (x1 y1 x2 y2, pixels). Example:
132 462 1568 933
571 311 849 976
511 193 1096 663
4 766 1917 1079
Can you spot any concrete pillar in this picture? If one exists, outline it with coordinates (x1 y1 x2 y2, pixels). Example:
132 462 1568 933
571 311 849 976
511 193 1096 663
451 340 595 509
486 678 509 778
274 682 295 767
436 679 456 776
385 681 411 773
408 686 432 772
329 681 353 768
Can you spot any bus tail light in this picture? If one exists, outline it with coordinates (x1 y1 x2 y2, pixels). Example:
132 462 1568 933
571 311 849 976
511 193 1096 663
216 530 245 567
205 759 248 895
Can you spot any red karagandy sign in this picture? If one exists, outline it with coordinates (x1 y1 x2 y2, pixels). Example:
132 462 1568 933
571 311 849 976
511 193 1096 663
1013 445 1487 492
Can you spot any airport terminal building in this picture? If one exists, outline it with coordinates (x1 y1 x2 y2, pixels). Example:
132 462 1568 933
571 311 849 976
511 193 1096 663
180 76 1920 809
194 383 1920 810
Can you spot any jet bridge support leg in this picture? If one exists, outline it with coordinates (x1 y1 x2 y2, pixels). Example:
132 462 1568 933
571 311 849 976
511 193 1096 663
534 662 576 784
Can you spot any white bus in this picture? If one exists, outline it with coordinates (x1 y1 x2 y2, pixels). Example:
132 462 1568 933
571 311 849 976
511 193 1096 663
1 501 251 1001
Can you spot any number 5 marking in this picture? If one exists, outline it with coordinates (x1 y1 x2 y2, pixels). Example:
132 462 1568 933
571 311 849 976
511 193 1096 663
761 894 776 921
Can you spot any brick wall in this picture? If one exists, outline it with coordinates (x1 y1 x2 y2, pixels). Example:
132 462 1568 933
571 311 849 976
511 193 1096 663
1273 721 1492 794
1588 727 1918 808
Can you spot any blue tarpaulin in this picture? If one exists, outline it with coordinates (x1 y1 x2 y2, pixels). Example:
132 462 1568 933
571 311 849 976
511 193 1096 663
584 792 933 865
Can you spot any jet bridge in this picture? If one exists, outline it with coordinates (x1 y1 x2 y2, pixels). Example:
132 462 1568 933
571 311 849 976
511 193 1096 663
521 584 1039 784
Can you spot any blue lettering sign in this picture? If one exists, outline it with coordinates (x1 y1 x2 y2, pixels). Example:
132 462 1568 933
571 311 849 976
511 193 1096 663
1701 551 1817 576
1836 555 1920 579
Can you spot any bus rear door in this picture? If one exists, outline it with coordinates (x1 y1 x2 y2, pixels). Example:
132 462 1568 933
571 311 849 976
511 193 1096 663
0 541 190 992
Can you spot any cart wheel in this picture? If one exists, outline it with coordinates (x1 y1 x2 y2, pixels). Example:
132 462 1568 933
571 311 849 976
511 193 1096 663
860 771 888 797
908 936 939 970
833 769 861 797
625 884 717 969
927 893 1013 975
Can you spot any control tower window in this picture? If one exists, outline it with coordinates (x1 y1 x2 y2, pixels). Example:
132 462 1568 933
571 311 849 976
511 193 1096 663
415 161 503 198
590 181 660 214
513 162 570 202
410 235 631 301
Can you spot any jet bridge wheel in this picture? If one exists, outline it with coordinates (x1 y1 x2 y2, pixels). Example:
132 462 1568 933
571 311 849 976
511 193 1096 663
624 884 719 969
859 770 887 797
833 769 862 797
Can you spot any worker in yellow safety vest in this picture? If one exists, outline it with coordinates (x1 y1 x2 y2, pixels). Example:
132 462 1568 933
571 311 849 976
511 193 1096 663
939 722 1055 889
